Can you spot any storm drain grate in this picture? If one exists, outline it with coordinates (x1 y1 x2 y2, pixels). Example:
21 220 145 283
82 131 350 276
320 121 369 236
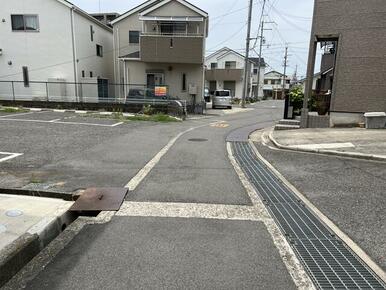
231 142 385 290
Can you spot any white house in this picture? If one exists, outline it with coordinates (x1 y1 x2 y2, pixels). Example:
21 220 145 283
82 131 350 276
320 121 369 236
205 47 265 99
111 0 208 105
0 0 113 102
263 70 291 99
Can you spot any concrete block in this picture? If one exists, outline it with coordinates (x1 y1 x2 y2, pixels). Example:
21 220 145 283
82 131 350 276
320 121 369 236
364 112 386 129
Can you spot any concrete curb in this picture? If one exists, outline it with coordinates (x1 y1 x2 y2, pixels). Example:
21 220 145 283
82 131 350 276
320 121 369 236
248 140 386 284
0 203 76 287
269 130 386 162
0 188 76 201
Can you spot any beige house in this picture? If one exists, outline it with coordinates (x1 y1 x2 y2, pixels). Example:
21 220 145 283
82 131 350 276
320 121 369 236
111 0 208 104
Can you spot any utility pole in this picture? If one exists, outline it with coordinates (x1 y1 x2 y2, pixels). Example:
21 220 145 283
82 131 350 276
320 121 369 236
254 0 267 100
282 46 288 99
241 0 254 108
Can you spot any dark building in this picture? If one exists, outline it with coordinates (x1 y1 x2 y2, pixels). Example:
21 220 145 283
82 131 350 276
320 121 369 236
91 13 119 28
304 0 386 126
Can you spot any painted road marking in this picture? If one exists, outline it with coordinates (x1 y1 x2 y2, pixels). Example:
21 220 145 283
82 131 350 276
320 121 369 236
0 111 36 118
0 152 23 163
0 118 123 127
289 142 355 150
211 123 229 128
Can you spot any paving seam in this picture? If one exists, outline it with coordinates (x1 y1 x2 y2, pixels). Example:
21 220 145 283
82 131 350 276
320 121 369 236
231 141 386 290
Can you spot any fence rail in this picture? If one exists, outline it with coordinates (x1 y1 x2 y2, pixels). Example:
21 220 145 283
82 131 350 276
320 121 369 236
0 80 189 117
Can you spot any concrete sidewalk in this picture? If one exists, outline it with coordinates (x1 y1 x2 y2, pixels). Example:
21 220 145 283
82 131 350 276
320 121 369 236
0 194 74 287
270 128 386 161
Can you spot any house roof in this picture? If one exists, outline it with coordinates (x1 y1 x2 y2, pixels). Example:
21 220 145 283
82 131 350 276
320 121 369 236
111 0 207 25
206 47 266 66
119 51 140 59
57 0 113 32
249 57 266 67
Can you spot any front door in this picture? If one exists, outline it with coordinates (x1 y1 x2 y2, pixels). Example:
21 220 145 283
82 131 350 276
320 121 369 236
147 73 164 88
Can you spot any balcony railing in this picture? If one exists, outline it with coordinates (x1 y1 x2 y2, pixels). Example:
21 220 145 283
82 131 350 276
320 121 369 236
141 32 204 37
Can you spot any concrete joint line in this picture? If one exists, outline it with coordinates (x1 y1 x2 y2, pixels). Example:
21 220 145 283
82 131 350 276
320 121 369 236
227 142 316 290
269 130 386 163
117 201 265 221
248 140 386 284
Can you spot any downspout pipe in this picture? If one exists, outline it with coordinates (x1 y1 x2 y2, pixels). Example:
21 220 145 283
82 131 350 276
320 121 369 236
70 7 79 100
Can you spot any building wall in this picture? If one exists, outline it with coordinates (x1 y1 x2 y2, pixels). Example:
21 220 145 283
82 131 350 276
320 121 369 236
74 11 113 82
125 61 203 101
0 0 74 83
312 0 386 113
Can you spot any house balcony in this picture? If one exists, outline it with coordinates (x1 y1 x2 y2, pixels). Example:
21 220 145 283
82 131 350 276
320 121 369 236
205 69 244 82
140 33 204 64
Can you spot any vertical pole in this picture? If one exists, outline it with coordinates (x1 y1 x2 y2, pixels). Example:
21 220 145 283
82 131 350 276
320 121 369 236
282 46 288 99
242 0 254 108
80 83 83 103
11 81 15 102
301 40 317 128
255 0 267 99
46 82 49 102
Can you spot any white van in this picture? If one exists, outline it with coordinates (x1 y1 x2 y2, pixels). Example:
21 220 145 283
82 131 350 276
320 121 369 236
212 90 232 109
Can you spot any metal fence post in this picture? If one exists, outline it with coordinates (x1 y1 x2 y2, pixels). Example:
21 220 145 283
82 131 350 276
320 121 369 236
11 81 15 102
46 82 49 102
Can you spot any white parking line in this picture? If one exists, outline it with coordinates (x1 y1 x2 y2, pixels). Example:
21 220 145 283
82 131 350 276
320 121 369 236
0 152 23 163
0 112 36 118
0 118 123 127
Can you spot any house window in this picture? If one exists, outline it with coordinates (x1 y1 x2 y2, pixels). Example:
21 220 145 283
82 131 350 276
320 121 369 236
182 73 187 91
22 66 29 87
90 25 94 41
129 31 140 44
11 15 39 31
210 63 217 69
225 61 236 69
253 68 258 74
264 80 268 84
96 44 103 57
90 71 93 78
82 70 85 78
160 22 186 34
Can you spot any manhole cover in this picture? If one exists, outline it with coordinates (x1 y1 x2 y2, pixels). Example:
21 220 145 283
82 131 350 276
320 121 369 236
188 138 208 142
0 224 6 233
6 209 23 217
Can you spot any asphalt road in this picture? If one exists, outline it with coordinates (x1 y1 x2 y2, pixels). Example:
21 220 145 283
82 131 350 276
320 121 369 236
3 101 300 289
256 142 386 271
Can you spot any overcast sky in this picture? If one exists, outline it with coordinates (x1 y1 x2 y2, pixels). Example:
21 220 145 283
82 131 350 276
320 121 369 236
72 0 315 78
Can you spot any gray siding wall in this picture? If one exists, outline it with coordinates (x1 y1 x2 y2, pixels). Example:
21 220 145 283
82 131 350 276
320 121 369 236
311 0 386 113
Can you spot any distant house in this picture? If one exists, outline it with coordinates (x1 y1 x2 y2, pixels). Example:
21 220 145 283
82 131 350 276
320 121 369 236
263 71 290 99
205 47 265 99
304 0 386 126
111 0 209 104
91 13 120 28
0 0 114 101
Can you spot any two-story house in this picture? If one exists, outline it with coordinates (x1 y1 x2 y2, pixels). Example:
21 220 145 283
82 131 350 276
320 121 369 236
205 47 265 99
111 0 208 105
263 71 291 99
0 0 113 102
304 0 386 127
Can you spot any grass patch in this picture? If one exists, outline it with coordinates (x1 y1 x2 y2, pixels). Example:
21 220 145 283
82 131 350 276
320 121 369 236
86 112 181 123
0 107 29 113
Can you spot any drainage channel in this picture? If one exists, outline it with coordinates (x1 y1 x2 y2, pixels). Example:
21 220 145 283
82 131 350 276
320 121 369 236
231 142 385 290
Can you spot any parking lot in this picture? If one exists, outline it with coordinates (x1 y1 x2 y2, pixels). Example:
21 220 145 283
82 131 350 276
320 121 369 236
0 109 192 193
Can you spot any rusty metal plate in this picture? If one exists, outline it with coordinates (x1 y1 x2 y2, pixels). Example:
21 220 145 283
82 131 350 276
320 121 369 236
70 188 128 211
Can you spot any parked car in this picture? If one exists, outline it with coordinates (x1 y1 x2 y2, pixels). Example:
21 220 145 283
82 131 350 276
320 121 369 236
212 90 232 109
204 88 211 102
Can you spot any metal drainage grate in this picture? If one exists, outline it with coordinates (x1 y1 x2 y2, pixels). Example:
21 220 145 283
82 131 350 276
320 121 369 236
231 142 385 290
